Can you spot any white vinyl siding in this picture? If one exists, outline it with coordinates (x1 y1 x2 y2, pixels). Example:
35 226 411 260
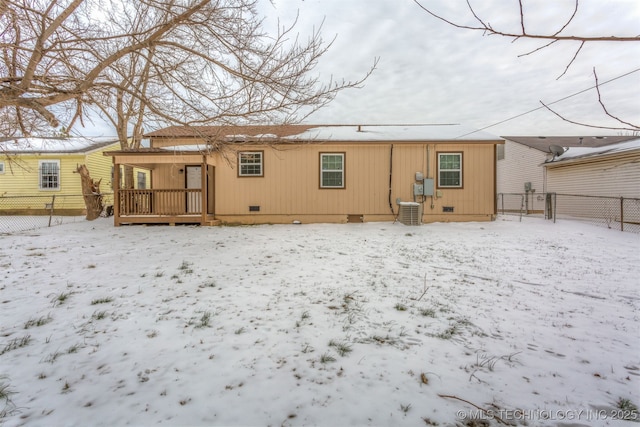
546 152 640 198
496 140 547 194
39 160 60 190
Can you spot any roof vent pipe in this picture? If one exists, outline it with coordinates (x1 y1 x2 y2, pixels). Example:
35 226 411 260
357 125 362 132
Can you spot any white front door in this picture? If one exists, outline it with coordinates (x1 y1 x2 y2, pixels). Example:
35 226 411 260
186 166 202 213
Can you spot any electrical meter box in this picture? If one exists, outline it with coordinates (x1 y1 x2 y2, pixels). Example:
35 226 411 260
413 178 434 196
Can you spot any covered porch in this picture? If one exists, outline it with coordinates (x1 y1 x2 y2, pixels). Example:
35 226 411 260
107 150 218 226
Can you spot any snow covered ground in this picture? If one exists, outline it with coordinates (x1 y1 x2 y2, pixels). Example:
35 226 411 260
0 216 638 426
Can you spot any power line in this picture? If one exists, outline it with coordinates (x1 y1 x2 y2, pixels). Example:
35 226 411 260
458 67 640 138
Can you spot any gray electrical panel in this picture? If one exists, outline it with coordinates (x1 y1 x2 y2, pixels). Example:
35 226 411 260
413 178 434 196
423 178 434 196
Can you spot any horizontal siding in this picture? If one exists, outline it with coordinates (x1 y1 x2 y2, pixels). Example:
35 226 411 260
546 152 640 198
86 143 119 193
1 144 123 211
0 155 85 209
0 155 85 194
497 141 547 194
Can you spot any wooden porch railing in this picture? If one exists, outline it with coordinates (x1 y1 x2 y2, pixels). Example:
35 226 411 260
119 189 202 216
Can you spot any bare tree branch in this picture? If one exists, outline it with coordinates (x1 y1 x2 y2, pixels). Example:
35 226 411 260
1 0 376 142
540 100 640 132
413 0 640 43
414 0 640 131
557 41 584 80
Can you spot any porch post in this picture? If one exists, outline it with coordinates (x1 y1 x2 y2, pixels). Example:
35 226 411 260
201 155 207 225
113 157 121 226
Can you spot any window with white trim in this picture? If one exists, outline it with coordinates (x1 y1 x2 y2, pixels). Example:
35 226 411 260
320 153 345 188
238 151 263 176
39 160 60 190
437 153 462 188
0 162 4 174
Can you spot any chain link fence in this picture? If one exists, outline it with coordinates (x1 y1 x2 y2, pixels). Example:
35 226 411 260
498 193 640 233
3 193 638 234
0 193 114 234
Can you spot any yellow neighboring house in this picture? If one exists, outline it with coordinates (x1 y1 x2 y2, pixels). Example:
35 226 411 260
0 137 149 215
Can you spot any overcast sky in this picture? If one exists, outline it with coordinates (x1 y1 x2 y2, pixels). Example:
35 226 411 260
256 0 640 137
81 0 639 138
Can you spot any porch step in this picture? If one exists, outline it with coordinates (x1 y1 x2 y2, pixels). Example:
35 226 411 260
204 219 222 226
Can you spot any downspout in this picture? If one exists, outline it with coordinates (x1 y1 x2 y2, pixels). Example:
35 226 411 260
388 144 395 215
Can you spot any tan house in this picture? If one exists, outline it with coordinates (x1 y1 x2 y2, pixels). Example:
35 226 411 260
105 124 504 226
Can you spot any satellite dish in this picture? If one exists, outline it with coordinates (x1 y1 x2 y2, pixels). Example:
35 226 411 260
549 145 566 157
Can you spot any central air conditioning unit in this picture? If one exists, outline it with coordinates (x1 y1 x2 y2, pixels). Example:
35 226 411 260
397 202 422 225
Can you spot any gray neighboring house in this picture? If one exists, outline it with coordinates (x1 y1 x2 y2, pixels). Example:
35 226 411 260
497 136 638 212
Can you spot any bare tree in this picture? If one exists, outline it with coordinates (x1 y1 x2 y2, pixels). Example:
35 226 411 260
413 0 640 131
2 0 376 201
1 0 376 141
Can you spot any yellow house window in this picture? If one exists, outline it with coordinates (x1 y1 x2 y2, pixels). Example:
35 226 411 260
39 160 60 190
137 171 147 189
0 161 4 174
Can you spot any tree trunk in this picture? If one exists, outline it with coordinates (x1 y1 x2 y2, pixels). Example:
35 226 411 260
76 164 103 220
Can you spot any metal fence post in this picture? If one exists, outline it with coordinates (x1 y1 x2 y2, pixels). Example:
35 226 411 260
48 195 56 227
519 195 524 222
545 193 552 220
620 197 624 232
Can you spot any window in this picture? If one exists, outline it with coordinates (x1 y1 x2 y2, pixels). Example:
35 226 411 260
137 171 147 189
238 151 263 177
320 153 345 189
0 162 4 174
437 153 462 188
111 166 124 189
496 144 505 161
39 160 60 190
